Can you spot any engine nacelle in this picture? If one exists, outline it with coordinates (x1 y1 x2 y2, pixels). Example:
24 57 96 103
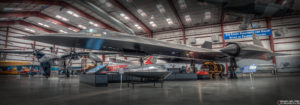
220 42 241 57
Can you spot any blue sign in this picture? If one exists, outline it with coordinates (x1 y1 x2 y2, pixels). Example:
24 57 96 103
224 29 272 40
241 64 257 73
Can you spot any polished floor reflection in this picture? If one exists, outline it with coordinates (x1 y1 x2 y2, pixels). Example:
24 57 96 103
0 75 299 105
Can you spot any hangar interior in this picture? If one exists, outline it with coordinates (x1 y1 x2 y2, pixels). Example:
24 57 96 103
0 0 300 105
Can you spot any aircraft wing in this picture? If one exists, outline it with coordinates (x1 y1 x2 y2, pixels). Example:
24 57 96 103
60 51 119 59
23 33 229 61
0 50 34 54
155 55 227 64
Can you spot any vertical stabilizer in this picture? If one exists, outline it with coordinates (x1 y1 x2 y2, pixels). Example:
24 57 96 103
144 56 157 64
252 33 263 47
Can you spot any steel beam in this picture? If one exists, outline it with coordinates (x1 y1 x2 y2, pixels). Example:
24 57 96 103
167 0 186 44
4 26 9 49
221 8 226 47
102 55 106 62
220 8 229 78
111 0 153 38
0 20 57 33
0 0 118 32
4 26 9 60
0 11 80 31
33 41 36 71
8 27 34 35
266 17 276 65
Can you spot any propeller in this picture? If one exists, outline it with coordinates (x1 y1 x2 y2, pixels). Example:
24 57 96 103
31 43 45 60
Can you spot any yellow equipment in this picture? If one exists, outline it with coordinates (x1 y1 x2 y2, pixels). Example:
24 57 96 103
0 61 31 75
200 61 224 79
0 61 31 66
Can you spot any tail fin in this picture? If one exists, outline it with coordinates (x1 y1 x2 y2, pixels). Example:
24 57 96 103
252 33 263 47
144 56 157 64
202 41 212 49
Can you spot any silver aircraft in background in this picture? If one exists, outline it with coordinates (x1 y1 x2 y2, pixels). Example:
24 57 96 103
23 28 287 78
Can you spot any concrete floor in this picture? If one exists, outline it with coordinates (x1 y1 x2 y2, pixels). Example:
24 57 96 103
0 75 299 105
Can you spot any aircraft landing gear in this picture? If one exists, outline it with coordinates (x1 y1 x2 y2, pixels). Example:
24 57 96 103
229 57 238 79
41 62 51 78
139 57 144 67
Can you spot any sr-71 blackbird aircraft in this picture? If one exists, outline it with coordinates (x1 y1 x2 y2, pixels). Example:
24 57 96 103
23 28 285 78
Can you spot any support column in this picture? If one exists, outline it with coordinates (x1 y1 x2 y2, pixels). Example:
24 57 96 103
266 17 276 65
102 54 105 62
33 41 36 71
220 8 229 78
53 44 56 54
4 26 9 60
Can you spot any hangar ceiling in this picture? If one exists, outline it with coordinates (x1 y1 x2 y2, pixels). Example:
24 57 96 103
0 0 299 36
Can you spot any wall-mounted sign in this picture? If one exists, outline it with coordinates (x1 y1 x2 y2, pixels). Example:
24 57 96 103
224 29 272 40
241 64 257 73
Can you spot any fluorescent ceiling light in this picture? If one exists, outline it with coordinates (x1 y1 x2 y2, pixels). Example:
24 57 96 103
55 15 69 21
178 0 187 9
137 9 147 17
68 28 78 32
120 13 130 20
204 11 211 20
38 22 50 28
78 25 87 29
59 30 68 33
149 21 157 27
3 8 23 11
134 24 142 29
156 4 166 13
166 18 173 25
105 2 113 8
89 21 99 27
99 0 106 3
185 15 191 22
24 28 35 33
67 10 80 18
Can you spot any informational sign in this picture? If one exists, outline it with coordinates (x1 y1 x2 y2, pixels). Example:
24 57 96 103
224 29 272 40
241 64 257 73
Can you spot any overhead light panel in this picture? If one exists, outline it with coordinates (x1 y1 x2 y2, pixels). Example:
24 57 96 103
68 28 78 32
137 9 147 17
105 2 113 8
178 0 187 9
166 18 173 25
24 28 35 33
3 8 23 11
59 30 68 33
185 15 191 22
134 24 142 30
99 0 113 8
78 25 87 29
38 22 49 28
156 4 166 14
55 15 69 21
99 0 106 3
89 21 99 27
67 10 80 18
149 21 157 27
120 13 130 20
204 11 211 20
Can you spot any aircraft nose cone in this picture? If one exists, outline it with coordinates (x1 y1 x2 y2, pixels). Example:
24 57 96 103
221 44 238 56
